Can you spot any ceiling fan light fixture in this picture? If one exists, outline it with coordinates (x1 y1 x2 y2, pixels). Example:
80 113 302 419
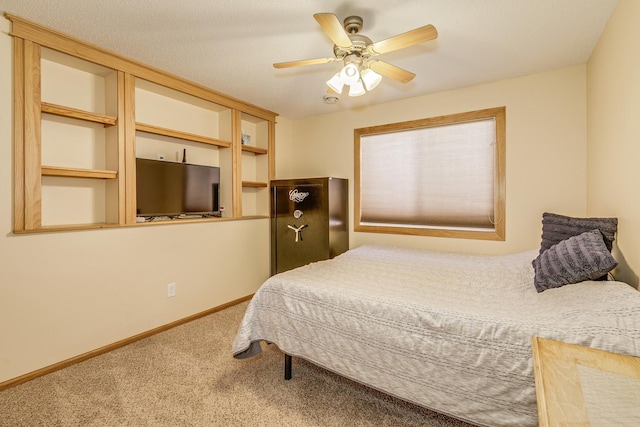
326 72 344 94
361 68 382 91
349 79 366 97
275 14 438 99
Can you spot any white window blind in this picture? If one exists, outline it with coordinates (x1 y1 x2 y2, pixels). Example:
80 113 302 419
359 118 497 231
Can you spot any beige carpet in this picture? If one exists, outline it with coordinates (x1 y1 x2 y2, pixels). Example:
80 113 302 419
0 301 477 426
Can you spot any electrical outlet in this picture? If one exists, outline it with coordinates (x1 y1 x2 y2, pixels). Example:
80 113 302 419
167 282 176 298
157 153 165 160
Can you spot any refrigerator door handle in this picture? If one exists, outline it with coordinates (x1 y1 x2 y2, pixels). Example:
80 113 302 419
287 224 309 242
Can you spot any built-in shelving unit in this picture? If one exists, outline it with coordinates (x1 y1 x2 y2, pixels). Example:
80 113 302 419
34 45 122 228
8 13 277 232
133 77 237 217
239 112 272 217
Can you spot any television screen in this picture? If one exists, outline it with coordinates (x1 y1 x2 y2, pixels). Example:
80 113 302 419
136 158 220 217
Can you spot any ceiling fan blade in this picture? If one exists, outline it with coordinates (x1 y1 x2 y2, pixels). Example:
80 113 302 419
369 61 416 83
369 24 438 55
273 58 337 69
314 13 353 49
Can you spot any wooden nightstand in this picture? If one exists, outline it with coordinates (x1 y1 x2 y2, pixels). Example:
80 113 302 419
532 336 640 426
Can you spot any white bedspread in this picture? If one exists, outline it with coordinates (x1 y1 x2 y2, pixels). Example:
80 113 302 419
232 245 640 427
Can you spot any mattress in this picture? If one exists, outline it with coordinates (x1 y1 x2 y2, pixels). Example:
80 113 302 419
232 244 640 426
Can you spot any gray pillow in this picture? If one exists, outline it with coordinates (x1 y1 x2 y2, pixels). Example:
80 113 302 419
539 212 617 254
532 229 618 293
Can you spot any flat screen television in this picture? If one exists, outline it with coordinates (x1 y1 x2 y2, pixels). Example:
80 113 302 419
136 158 220 217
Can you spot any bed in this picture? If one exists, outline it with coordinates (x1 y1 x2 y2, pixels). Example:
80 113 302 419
232 242 640 427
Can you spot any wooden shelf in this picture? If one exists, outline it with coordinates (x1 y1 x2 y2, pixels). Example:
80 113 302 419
41 166 118 179
14 216 237 233
41 102 117 127
21 223 119 233
242 180 268 188
136 122 232 148
10 14 276 231
241 145 267 155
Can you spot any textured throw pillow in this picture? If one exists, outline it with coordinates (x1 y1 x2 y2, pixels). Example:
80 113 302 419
539 212 618 254
532 229 618 293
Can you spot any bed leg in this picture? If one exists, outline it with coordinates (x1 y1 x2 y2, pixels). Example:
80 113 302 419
284 354 292 380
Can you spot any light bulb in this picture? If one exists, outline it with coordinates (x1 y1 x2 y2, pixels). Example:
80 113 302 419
326 72 344 94
361 69 382 91
349 80 366 96
340 63 360 85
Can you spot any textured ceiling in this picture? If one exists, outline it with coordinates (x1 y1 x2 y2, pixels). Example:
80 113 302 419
0 0 619 119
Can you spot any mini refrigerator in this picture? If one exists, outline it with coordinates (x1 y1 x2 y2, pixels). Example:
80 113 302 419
271 177 349 275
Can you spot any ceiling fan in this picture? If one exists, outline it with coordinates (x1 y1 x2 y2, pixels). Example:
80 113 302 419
273 13 438 97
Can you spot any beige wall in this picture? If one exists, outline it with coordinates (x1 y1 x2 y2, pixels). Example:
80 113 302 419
274 115 296 178
0 17 270 383
587 0 640 287
285 66 589 255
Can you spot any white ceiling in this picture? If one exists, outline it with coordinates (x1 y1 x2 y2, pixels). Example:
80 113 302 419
0 0 619 119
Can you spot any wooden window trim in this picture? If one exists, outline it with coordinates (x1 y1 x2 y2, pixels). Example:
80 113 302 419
354 107 506 241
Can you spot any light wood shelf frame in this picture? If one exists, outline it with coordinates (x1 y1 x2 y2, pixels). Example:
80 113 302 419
241 145 268 155
41 166 118 179
8 13 277 232
41 102 117 127
242 181 268 188
136 122 232 148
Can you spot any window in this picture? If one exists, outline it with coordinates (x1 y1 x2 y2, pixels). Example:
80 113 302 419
354 107 505 240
